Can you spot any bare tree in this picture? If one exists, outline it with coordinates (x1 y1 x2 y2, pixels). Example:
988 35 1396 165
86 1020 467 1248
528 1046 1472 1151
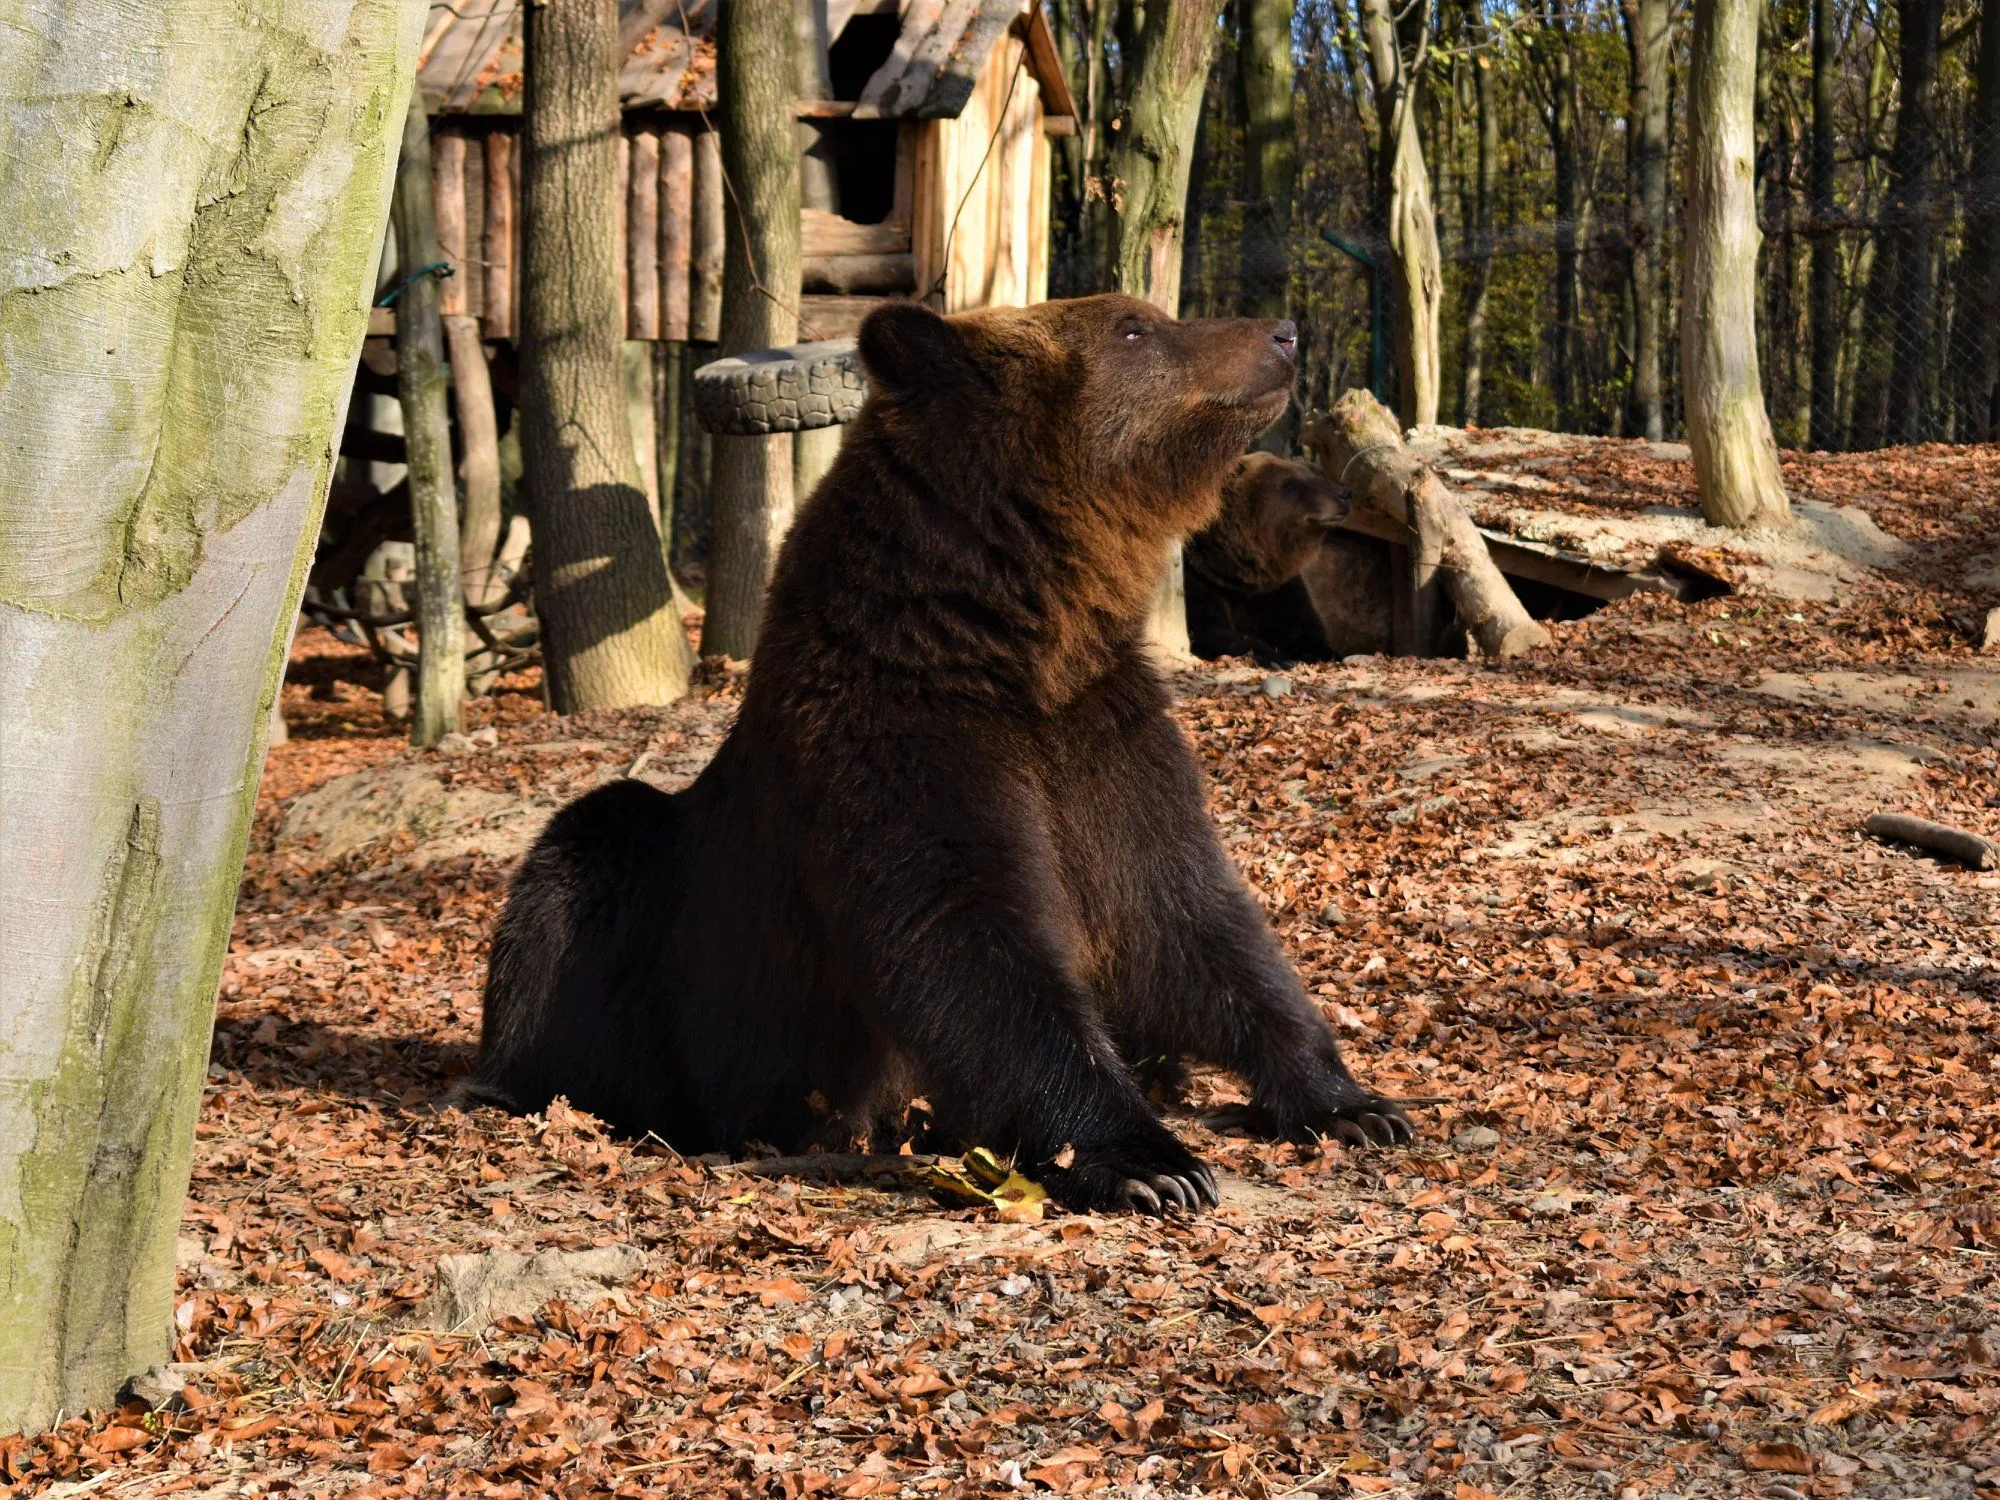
1682 0 1791 529
1951 0 2000 441
389 100 467 745
1357 0 1442 427
1807 0 1841 450
0 0 419 1435
521 0 695 709
1457 0 1497 428
1239 0 1298 320
702 0 803 660
1621 0 1671 440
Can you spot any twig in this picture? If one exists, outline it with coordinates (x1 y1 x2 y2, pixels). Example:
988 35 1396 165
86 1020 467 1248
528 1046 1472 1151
1864 813 1998 870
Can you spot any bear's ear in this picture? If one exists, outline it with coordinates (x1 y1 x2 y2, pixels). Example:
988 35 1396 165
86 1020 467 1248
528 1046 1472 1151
858 300 971 396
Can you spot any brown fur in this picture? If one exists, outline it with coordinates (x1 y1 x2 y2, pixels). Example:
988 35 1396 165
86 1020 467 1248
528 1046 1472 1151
475 295 1411 1217
1185 454 1348 664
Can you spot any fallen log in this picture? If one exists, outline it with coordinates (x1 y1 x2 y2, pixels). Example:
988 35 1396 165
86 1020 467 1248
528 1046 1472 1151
1864 813 1999 871
1301 390 1551 660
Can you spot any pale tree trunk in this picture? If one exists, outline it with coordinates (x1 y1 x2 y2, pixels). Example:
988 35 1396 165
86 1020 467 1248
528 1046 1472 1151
522 0 695 707
1457 0 1495 427
1237 0 1296 321
390 101 467 746
1107 0 1226 658
703 0 802 660
1682 0 1790 530
448 315 507 607
1357 0 1442 428
1621 0 1670 441
0 0 421 1436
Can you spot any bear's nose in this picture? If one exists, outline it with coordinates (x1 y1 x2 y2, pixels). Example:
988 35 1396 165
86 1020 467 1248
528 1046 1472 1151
1271 320 1298 357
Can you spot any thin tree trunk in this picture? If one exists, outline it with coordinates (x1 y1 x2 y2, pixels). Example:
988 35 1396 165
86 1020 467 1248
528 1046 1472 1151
702 0 802 660
1621 0 1670 440
1951 0 2000 441
1458 0 1494 427
1885 0 1943 444
521 0 694 709
391 101 467 747
449 315 506 607
0 0 419 1437
1536 0 1579 432
1357 0 1442 427
1807 0 1841 450
1683 0 1790 530
1238 0 1297 319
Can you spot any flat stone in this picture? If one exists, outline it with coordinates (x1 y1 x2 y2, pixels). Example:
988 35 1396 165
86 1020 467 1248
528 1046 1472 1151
1453 1125 1502 1150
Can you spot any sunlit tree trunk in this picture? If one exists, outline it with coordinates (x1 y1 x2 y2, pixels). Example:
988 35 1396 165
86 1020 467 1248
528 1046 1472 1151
1621 0 1670 441
1682 0 1790 529
702 0 802 660
1238 0 1297 320
521 0 694 708
1357 0 1442 427
0 0 421 1436
390 100 467 745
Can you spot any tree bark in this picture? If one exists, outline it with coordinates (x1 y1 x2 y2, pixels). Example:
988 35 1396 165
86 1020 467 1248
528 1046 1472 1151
1621 0 1670 441
391 101 467 746
1951 0 2000 441
1534 0 1580 431
1457 0 1495 428
1301 393 1550 659
0 0 419 1436
521 0 695 709
1237 0 1297 320
702 0 802 660
1883 0 1943 444
1807 0 1841 450
448 314 507 607
1682 0 1791 530
1107 0 1226 312
1357 0 1442 427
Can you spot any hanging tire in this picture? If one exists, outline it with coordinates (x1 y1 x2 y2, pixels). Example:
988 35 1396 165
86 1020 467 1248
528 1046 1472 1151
692 339 867 436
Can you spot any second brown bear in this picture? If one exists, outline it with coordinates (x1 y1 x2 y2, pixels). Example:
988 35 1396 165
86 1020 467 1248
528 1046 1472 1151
474 295 1413 1214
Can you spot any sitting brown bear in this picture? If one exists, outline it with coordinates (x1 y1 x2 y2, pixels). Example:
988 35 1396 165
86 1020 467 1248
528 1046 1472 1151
474 295 1412 1214
1185 453 1349 665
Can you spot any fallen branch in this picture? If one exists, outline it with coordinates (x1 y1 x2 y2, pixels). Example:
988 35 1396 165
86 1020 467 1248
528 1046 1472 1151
710 1153 938 1183
1301 390 1551 660
1864 813 1999 871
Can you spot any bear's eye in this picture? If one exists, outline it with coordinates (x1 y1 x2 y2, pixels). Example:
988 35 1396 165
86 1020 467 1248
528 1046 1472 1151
1119 323 1147 342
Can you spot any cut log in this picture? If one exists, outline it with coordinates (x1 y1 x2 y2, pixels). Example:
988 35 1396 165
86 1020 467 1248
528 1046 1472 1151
1301 390 1551 660
483 129 515 337
1864 814 1999 871
627 128 661 339
660 126 692 341
689 125 724 342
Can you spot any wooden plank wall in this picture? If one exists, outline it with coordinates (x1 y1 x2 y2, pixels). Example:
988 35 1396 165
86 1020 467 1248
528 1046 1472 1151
431 116 724 343
933 35 1045 314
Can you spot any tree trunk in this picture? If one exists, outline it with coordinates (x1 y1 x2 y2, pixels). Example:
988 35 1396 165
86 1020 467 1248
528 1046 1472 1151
391 101 467 746
1682 0 1790 530
1301 394 1550 659
1107 0 1226 312
0 0 419 1436
521 0 695 709
1357 0 1442 427
1883 0 1943 445
702 0 802 660
1621 0 1670 441
1951 0 2000 441
448 315 507 607
1807 0 1841 450
1237 0 1297 319
1457 0 1495 428
1536 0 1579 431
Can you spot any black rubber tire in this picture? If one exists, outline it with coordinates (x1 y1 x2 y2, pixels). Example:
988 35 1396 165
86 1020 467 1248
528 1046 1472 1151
691 338 867 436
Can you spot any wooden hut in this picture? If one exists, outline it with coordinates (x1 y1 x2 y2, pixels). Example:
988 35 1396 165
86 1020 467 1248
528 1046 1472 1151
404 0 1078 341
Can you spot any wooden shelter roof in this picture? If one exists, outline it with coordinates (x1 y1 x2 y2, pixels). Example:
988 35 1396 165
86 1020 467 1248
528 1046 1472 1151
416 0 1076 123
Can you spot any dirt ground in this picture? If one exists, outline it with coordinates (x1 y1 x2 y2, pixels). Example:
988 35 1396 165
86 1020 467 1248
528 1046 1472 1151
8 440 2000 1499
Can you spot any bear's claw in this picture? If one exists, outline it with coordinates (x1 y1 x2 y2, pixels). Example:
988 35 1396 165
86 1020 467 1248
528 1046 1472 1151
1046 1136 1219 1216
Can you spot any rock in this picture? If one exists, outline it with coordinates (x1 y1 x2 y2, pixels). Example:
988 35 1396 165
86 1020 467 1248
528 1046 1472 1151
1453 1125 1502 1150
1983 606 2000 653
123 1362 205 1410
1260 674 1293 698
417 1245 646 1333
435 731 478 756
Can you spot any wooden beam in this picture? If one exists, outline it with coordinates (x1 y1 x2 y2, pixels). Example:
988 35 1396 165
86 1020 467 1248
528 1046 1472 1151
802 208 913 257
690 125 724 341
432 131 469 316
660 125 693 342
483 129 515 336
627 128 661 339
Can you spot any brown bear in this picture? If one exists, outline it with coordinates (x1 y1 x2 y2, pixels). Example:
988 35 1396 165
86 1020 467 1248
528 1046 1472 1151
474 294 1412 1215
1185 452 1349 665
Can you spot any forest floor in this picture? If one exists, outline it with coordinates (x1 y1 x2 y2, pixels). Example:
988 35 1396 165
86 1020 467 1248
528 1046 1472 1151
9 440 2000 1500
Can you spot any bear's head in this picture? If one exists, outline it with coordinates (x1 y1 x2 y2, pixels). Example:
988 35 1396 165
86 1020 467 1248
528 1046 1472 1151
1190 453 1351 595
857 294 1298 544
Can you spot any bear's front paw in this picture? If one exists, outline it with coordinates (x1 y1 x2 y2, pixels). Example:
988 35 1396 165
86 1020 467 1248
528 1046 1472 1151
1042 1132 1219 1216
1267 1089 1416 1149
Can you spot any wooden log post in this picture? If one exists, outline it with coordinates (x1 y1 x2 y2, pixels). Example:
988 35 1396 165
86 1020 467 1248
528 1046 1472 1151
628 128 661 339
448 315 507 606
484 129 515 337
690 125 725 343
1301 390 1550 660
